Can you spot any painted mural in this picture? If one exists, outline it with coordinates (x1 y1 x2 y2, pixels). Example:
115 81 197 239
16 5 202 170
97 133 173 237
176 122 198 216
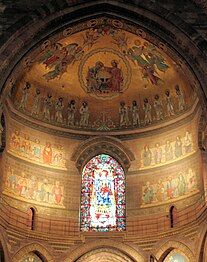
8 129 67 170
141 168 199 207
164 251 189 262
111 31 169 86
21 253 42 262
81 154 125 232
3 166 64 208
140 131 194 169
80 48 131 99
11 17 196 131
14 81 190 130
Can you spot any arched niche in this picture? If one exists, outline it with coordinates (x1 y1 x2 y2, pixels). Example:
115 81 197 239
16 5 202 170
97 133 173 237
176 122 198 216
152 239 195 262
195 223 207 262
75 247 135 262
80 153 125 232
27 207 37 230
12 243 55 262
64 239 147 262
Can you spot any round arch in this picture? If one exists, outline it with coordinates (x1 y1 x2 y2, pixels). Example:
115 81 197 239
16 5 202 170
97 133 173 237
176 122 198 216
0 2 206 106
63 239 147 262
80 153 126 232
195 222 207 262
152 239 195 262
12 242 55 262
0 226 11 261
71 136 135 173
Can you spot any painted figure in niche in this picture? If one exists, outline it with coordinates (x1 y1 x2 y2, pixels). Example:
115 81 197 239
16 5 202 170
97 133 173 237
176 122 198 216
174 136 183 158
40 42 84 81
19 82 31 110
131 100 140 126
87 60 123 93
142 145 152 167
52 181 63 204
55 97 64 123
67 100 76 126
143 98 152 125
154 94 164 121
79 101 89 127
165 89 175 116
142 182 154 204
43 142 52 165
154 143 162 164
175 84 186 111
184 131 192 154
119 101 128 127
31 89 41 116
43 93 52 122
165 140 173 162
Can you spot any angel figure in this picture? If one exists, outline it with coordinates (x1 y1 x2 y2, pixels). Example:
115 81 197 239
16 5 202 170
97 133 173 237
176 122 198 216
41 43 84 81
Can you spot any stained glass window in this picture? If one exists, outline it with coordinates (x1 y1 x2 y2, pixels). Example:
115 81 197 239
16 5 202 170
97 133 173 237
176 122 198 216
80 154 125 232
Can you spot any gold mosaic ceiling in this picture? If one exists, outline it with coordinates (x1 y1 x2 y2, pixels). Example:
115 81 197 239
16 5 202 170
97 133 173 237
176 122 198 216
11 17 197 132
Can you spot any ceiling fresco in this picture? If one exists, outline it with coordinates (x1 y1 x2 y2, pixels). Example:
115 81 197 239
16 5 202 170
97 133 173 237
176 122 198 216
10 17 197 132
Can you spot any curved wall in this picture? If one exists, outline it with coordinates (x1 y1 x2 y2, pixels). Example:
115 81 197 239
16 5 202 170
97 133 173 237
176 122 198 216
0 103 204 226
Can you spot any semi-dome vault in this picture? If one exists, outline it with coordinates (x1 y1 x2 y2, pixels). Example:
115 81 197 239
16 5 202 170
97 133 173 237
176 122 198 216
0 2 206 262
7 17 198 133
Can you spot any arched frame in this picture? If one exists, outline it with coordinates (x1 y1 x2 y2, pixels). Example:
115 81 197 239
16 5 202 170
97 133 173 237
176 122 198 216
12 242 55 262
71 136 135 174
63 239 147 262
0 1 207 106
152 239 196 262
72 137 134 233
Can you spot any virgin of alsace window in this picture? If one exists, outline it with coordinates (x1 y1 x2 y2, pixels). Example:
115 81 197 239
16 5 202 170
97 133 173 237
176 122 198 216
80 154 126 232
